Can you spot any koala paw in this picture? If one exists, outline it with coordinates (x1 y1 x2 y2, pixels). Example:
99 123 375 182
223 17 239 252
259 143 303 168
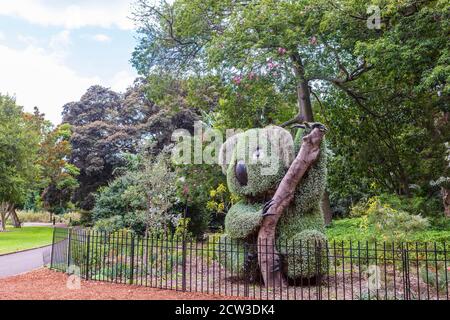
261 199 276 216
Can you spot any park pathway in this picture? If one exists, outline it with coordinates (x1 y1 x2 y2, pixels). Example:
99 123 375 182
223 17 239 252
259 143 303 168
0 245 52 278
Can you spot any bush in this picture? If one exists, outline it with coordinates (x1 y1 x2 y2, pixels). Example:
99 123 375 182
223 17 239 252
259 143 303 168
16 210 51 223
352 197 429 242
352 193 442 218
94 216 125 234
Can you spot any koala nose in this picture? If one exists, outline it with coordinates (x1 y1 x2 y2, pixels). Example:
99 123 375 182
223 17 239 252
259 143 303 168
235 160 248 186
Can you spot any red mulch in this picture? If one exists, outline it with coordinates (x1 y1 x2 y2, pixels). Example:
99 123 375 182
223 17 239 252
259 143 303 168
0 268 244 300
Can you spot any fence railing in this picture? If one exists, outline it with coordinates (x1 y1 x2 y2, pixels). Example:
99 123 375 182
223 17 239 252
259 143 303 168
50 227 450 300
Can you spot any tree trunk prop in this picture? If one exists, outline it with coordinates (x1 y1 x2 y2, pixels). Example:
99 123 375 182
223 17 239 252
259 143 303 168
257 127 326 288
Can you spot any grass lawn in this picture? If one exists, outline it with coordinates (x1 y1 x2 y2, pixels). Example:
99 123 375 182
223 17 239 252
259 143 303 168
0 226 54 255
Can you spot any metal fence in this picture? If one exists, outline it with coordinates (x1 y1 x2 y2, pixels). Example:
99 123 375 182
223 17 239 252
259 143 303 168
50 227 450 300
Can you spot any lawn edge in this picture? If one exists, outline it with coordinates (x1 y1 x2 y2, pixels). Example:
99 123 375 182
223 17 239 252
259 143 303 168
0 243 52 257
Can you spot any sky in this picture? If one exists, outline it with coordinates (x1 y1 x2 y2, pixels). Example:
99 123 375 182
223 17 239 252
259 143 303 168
0 0 140 124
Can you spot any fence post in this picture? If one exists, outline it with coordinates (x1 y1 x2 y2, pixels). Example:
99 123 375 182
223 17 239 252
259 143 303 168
85 231 91 280
67 228 72 272
181 233 187 292
243 242 250 298
401 245 411 300
130 233 135 284
316 241 323 301
50 226 56 269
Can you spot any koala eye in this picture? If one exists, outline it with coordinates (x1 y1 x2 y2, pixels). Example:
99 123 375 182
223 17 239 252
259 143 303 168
235 160 248 186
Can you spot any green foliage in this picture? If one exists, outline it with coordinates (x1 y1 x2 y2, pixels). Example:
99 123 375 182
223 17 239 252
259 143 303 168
174 217 193 240
92 148 180 235
351 196 430 242
326 217 450 244
224 201 263 239
38 123 79 214
0 95 41 207
94 216 125 234
174 134 229 236
219 126 328 279
280 230 328 279
132 0 450 220
225 127 291 197
419 262 449 293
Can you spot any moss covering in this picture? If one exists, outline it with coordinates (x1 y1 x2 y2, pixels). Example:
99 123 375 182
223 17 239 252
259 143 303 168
226 127 293 197
216 234 260 280
218 125 328 280
224 201 263 239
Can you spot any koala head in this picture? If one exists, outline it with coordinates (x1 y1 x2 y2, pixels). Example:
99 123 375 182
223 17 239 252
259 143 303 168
218 126 295 199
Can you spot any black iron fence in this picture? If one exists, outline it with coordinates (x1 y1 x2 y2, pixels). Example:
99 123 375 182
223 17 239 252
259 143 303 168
50 227 450 300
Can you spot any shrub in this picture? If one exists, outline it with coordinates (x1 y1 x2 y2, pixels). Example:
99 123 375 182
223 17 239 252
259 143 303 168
94 216 125 234
16 210 51 223
351 197 429 242
419 262 449 293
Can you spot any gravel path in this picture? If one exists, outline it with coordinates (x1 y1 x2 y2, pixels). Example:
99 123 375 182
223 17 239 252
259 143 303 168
0 268 244 300
0 245 52 278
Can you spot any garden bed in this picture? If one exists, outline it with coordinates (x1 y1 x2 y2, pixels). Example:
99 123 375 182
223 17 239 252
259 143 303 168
0 268 244 300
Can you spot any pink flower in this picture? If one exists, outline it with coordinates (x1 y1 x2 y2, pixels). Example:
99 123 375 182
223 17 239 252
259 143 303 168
278 47 287 56
232 76 242 85
309 36 318 45
248 72 256 80
267 61 275 69
183 186 190 195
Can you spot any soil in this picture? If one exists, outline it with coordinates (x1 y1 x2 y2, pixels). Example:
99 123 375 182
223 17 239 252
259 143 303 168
0 268 244 300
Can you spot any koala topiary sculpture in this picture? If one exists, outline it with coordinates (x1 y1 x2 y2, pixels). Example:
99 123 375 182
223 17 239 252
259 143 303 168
217 125 328 281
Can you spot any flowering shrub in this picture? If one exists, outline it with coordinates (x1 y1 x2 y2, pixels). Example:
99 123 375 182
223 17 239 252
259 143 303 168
352 197 429 242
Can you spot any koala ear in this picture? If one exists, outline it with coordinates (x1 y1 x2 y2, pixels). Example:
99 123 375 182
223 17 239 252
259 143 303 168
265 126 295 168
218 134 240 174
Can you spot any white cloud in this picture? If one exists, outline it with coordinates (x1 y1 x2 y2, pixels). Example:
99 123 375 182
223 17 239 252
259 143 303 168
0 0 134 30
0 31 5 41
92 34 111 43
49 30 72 61
0 43 101 124
109 69 137 92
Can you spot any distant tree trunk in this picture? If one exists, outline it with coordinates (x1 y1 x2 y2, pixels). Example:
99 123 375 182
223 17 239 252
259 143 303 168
8 204 21 228
0 213 5 231
0 203 8 232
443 187 450 218
258 127 326 288
292 53 333 224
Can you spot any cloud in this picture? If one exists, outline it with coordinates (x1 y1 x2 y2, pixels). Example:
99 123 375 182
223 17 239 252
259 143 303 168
0 43 101 124
92 34 111 43
0 31 5 41
0 0 134 30
109 70 137 92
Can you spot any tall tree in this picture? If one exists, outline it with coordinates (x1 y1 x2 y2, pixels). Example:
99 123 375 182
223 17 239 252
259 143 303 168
38 123 79 217
132 0 450 217
63 82 199 210
62 86 138 210
0 95 41 230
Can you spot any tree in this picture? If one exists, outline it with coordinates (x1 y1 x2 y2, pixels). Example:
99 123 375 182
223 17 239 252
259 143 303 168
38 123 79 217
64 81 199 210
92 147 180 235
0 95 41 230
132 0 450 217
131 0 370 223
